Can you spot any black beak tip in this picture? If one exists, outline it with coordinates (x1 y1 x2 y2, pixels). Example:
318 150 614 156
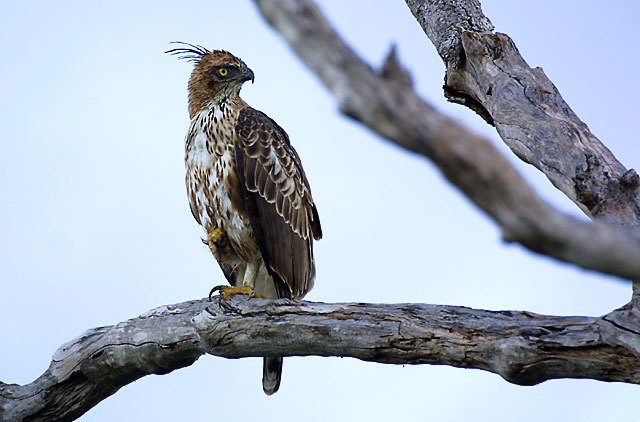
244 68 255 84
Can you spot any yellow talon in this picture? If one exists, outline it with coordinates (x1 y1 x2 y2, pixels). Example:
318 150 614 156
210 285 262 300
207 228 225 254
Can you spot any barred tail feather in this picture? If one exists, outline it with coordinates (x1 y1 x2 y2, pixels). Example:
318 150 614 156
262 357 283 395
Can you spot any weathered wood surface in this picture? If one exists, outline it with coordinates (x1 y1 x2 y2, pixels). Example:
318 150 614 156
404 0 640 301
2 296 640 421
253 0 640 280
405 0 640 229
3 1 640 421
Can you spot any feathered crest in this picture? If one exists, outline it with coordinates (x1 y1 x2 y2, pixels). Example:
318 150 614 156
165 42 210 63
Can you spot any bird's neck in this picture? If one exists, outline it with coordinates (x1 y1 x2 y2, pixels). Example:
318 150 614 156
191 95 246 120
189 92 247 120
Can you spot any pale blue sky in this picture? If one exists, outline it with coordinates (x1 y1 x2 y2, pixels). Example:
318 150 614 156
1 1 638 421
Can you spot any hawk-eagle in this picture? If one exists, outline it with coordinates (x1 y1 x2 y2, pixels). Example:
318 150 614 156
167 43 322 395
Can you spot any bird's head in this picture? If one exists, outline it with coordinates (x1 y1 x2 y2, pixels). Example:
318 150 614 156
166 42 255 118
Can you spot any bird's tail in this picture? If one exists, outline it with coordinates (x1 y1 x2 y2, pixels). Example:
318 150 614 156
262 356 283 395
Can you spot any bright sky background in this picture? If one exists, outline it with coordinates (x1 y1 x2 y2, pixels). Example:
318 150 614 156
1 1 639 421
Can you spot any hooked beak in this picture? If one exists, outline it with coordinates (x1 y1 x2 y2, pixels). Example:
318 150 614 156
241 67 255 83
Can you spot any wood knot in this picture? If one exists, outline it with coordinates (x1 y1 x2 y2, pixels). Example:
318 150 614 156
573 153 603 211
620 169 639 190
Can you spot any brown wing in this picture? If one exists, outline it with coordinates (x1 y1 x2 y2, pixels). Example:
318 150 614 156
234 106 321 299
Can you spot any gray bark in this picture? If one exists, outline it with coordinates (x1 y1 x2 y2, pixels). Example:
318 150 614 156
404 0 640 229
2 297 640 421
404 0 640 302
253 0 640 280
3 1 640 420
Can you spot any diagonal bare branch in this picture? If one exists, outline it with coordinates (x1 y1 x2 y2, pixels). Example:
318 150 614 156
405 0 640 230
251 0 640 280
4 3 639 421
2 297 640 421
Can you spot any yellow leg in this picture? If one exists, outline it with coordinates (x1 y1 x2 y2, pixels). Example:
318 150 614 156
209 285 262 300
209 261 263 301
207 228 225 254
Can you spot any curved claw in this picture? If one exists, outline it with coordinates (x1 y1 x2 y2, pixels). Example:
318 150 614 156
209 285 225 301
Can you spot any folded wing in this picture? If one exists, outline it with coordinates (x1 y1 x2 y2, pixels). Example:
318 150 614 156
234 106 321 299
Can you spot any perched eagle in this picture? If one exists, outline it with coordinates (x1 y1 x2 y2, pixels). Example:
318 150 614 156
167 43 322 395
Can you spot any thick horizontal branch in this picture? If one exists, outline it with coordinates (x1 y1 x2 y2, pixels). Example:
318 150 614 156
252 0 640 279
0 300 208 422
405 0 640 230
2 296 640 421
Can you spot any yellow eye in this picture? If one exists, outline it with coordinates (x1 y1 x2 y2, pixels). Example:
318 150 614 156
218 68 228 77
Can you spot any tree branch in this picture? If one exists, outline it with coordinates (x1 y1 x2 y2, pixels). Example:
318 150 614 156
252 0 640 280
405 0 640 230
2 297 640 421
404 0 640 303
5 3 639 421
0 300 206 422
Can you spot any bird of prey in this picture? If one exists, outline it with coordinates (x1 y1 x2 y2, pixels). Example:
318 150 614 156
167 43 322 395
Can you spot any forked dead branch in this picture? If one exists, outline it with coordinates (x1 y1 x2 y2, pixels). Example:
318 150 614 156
2 1 639 421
